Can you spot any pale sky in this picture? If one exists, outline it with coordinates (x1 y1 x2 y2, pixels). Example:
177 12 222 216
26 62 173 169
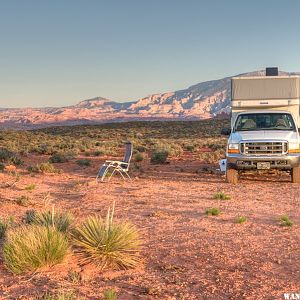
1 0 300 108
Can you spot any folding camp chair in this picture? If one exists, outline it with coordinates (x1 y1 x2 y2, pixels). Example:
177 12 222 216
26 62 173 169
96 142 133 182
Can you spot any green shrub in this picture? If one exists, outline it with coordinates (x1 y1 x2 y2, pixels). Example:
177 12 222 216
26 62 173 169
213 192 231 200
49 153 69 163
135 153 144 162
72 206 141 270
205 208 220 216
236 216 247 224
76 159 91 167
150 150 168 164
103 289 117 300
3 225 68 274
0 148 14 162
27 209 73 233
280 215 294 227
184 144 196 152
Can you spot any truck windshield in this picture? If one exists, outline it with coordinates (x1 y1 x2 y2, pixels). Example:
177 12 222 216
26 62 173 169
234 113 296 131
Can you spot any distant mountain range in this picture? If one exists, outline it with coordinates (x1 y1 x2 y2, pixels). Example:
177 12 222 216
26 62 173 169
1 70 299 129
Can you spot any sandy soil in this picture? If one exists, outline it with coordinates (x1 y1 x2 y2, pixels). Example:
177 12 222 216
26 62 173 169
0 155 299 300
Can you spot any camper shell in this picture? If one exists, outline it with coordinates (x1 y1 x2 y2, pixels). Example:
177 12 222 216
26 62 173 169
231 75 300 128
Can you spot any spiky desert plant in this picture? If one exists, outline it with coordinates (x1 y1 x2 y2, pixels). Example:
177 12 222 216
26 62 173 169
72 203 141 270
3 225 68 274
28 207 73 233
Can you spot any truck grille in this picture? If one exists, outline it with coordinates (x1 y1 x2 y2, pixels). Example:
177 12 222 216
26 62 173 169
240 142 288 155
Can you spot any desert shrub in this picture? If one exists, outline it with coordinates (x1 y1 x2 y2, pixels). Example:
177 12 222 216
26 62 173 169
25 183 36 191
27 209 73 233
213 192 231 200
68 270 82 283
136 145 146 153
0 148 14 162
205 208 220 216
3 225 68 274
39 290 77 300
76 159 91 167
39 162 61 173
236 216 247 224
280 215 294 227
49 153 70 163
150 150 168 164
72 206 141 270
16 195 30 206
103 289 117 300
28 162 60 174
0 219 9 239
94 150 104 156
184 144 196 152
135 153 144 162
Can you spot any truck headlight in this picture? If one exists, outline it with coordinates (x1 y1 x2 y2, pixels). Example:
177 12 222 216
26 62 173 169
228 143 239 153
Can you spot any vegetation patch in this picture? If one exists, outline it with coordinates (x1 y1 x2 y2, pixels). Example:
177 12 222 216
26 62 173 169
279 215 294 227
150 150 168 164
213 191 231 200
72 206 141 270
205 208 221 216
236 216 247 224
26 209 74 233
3 225 68 274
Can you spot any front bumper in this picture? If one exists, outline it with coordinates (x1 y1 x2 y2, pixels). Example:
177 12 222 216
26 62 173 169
227 153 300 170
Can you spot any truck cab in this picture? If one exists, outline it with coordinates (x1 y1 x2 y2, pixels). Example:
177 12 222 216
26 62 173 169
225 68 300 183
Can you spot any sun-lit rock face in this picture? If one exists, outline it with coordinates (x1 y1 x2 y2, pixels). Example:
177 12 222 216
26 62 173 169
0 71 298 129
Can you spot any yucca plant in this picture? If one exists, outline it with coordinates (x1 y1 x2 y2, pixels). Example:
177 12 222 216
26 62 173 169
27 207 73 233
3 225 68 274
72 203 141 270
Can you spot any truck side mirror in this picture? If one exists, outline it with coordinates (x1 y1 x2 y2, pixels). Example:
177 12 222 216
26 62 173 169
221 127 231 135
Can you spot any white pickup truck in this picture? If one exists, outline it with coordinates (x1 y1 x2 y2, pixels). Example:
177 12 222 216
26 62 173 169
225 69 300 183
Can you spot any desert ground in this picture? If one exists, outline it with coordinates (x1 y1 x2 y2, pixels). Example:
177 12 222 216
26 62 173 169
0 151 299 300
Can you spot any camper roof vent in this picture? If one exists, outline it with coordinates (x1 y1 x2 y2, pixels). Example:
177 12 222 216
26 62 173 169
266 67 278 76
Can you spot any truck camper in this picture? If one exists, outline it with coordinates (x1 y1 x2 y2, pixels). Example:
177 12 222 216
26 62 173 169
225 68 300 183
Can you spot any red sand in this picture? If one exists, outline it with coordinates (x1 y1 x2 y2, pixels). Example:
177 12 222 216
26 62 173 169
0 156 299 299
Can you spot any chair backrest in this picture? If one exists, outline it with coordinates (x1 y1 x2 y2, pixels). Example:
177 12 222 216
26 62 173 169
123 142 133 164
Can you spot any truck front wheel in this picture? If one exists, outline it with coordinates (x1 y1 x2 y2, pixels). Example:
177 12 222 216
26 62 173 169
291 166 300 183
226 168 239 184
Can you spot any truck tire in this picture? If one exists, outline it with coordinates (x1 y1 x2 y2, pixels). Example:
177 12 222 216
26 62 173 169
226 168 238 184
291 166 300 183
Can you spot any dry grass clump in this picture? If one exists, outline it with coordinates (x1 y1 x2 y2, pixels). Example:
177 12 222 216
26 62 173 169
3 225 68 274
72 205 141 270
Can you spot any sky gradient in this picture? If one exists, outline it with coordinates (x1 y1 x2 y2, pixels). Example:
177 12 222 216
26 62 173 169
1 0 300 108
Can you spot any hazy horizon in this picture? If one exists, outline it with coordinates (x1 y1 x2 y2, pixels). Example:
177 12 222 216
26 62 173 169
1 0 300 108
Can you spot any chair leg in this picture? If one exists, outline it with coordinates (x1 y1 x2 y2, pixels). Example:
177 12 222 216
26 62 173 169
108 168 117 181
96 164 111 183
123 171 131 180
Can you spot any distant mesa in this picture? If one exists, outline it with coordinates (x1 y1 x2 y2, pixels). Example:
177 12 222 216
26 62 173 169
1 70 299 129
